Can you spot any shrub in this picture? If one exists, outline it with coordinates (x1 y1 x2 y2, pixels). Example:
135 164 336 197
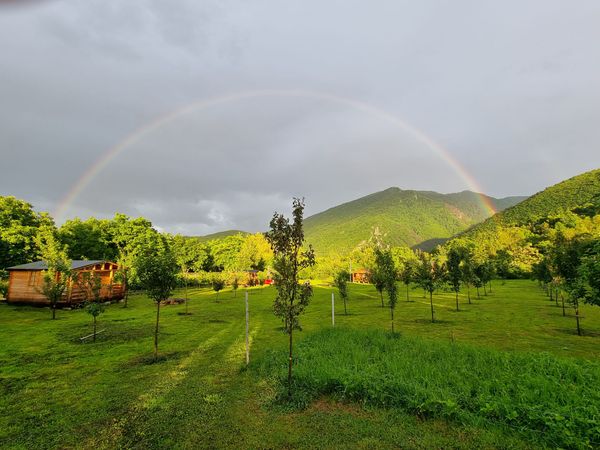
0 279 8 299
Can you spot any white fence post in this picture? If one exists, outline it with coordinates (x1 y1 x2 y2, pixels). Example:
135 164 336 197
245 291 250 365
332 292 335 327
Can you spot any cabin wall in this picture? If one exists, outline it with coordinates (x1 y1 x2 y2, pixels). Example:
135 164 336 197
7 270 48 303
7 264 126 305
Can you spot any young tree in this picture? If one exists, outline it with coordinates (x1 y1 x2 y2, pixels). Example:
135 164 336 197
212 277 225 301
370 267 386 307
135 235 178 360
416 252 445 323
172 234 193 315
334 269 350 315
35 227 71 320
76 271 104 342
399 259 415 302
461 247 476 304
447 248 462 311
375 248 398 332
231 273 240 298
265 198 315 398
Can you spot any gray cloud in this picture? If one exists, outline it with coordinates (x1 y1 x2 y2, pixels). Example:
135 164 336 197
1 0 599 235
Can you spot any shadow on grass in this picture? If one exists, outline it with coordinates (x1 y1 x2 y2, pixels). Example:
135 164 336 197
124 351 184 367
177 312 194 316
552 327 600 338
413 318 454 325
207 318 229 324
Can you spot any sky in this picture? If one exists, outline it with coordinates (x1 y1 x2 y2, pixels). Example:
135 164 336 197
1 0 599 235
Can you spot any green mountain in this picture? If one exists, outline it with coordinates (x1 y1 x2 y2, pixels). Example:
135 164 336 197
195 230 249 242
303 188 526 254
460 168 600 239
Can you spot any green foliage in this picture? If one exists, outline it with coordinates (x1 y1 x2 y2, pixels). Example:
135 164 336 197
0 196 54 269
333 269 350 315
415 251 446 322
35 227 71 319
135 235 178 304
266 198 316 333
0 279 7 299
259 328 600 450
211 276 225 300
374 247 399 331
58 217 117 260
265 198 316 397
303 187 524 255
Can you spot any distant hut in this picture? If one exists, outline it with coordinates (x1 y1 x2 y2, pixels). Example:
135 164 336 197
351 268 370 284
6 260 126 306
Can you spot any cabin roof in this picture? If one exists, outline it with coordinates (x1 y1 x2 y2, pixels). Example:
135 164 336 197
7 260 109 271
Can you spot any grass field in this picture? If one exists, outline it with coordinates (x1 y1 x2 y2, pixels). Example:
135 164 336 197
1 280 599 449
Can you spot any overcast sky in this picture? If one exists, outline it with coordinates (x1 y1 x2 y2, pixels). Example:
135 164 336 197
1 0 599 235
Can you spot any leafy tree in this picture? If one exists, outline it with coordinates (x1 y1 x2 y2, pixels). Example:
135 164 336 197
172 234 193 314
212 276 225 301
461 247 476 304
265 198 315 398
447 247 462 311
58 217 116 260
231 273 240 298
370 265 386 307
580 240 600 307
0 196 54 269
135 235 178 360
237 233 273 271
35 227 71 320
375 248 398 332
399 258 415 302
334 269 350 315
416 252 445 323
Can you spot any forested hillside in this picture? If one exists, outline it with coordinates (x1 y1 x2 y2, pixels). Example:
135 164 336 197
303 188 525 254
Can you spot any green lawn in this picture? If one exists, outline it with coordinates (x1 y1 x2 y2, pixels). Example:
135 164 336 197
1 280 599 449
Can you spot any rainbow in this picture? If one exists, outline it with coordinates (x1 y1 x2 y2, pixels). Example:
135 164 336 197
54 89 497 222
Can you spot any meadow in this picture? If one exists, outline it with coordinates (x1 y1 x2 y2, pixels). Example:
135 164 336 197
1 280 599 449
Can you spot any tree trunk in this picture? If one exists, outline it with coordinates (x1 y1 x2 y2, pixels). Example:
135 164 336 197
406 284 409 302
380 291 384 308
483 284 487 296
467 284 471 304
343 297 347 315
575 306 581 336
430 291 435 323
488 280 492 293
391 307 395 333
561 293 566 317
154 301 161 360
476 286 480 298
555 287 559 307
288 322 293 398
52 304 56 320
93 315 97 343
455 291 459 312
550 287 553 302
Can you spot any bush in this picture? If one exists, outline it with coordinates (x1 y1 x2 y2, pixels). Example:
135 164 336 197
0 279 8 299
257 328 600 449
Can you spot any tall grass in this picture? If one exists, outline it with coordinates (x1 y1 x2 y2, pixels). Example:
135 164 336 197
257 328 600 449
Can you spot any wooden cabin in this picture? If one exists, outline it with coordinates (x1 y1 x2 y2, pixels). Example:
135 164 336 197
6 260 126 306
351 268 370 284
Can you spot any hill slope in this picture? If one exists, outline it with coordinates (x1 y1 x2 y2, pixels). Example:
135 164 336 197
460 168 600 239
304 188 526 254
195 230 249 242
